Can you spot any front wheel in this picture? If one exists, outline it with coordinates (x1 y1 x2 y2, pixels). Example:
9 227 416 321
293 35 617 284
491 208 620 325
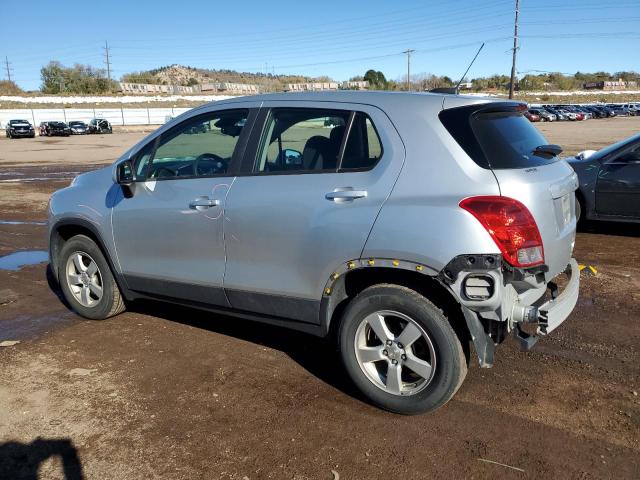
339 284 467 415
58 235 125 319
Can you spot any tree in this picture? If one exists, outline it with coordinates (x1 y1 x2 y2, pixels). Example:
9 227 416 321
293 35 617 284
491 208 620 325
363 70 387 89
40 61 118 94
0 80 23 95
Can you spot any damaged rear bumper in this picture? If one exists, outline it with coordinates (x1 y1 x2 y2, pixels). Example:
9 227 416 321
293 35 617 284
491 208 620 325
444 257 580 367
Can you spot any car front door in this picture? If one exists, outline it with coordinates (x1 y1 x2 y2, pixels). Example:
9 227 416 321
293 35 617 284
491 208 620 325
223 102 405 324
111 107 255 306
596 141 640 218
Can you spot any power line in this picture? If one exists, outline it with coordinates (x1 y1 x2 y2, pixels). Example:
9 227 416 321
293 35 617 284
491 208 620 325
4 56 13 82
508 0 520 99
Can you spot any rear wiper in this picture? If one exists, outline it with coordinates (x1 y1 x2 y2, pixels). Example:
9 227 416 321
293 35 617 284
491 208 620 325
533 144 563 158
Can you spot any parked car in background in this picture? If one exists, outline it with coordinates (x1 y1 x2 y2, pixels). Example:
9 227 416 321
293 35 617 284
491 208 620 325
568 133 640 223
582 106 607 119
607 105 630 116
600 105 617 117
5 119 35 138
622 104 640 116
559 109 579 121
88 118 112 134
525 110 541 122
48 92 580 414
68 121 89 134
39 121 71 137
529 108 555 121
543 106 567 121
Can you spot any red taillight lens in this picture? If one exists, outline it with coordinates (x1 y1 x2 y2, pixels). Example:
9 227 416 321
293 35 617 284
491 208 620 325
460 196 544 267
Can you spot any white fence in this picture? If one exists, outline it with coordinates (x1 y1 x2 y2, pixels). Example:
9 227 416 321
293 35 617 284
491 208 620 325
0 107 194 129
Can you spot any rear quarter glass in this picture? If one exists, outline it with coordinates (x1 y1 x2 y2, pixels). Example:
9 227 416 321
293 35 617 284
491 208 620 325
439 104 560 170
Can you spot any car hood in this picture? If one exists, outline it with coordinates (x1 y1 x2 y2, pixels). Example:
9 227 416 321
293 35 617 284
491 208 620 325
10 123 31 127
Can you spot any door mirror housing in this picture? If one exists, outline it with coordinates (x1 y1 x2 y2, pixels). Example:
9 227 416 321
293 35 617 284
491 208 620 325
283 149 302 167
116 160 136 197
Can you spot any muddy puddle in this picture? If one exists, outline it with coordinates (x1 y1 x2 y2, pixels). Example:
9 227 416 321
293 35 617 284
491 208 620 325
0 312 75 340
0 220 47 226
0 250 48 270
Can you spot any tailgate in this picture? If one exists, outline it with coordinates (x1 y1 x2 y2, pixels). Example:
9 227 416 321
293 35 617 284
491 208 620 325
493 164 578 279
439 101 578 279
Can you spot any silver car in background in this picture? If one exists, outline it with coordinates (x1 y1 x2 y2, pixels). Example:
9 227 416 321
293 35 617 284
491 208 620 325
48 91 579 414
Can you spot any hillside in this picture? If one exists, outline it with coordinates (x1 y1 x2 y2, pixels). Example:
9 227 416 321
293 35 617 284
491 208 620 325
121 64 321 91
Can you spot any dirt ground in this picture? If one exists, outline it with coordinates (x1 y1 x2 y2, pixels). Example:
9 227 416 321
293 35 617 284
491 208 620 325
0 118 639 479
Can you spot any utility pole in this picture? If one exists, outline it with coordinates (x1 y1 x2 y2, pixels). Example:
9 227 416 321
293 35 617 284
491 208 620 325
508 0 520 99
4 56 13 82
402 49 415 91
103 40 112 83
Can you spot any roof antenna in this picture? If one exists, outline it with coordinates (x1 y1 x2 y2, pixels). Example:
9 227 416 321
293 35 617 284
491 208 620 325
430 42 485 94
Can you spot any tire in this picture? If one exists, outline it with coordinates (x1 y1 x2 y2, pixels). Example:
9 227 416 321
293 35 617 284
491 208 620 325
575 195 583 223
338 284 467 415
58 234 125 320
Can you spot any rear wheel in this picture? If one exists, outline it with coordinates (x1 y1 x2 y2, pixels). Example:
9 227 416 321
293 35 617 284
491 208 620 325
58 235 125 319
339 284 467 414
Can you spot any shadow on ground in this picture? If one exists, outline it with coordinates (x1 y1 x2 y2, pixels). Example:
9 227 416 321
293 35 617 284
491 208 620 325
129 299 362 401
578 219 640 237
0 438 84 480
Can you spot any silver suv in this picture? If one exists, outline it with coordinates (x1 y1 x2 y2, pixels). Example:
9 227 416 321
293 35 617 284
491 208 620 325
48 92 580 414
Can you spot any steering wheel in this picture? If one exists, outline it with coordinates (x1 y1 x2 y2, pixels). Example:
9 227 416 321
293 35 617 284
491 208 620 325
194 153 227 176
149 166 176 179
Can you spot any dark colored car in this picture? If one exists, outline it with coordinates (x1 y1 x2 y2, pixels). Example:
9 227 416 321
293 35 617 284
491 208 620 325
39 121 71 137
568 133 640 223
590 105 616 118
68 121 89 134
88 118 112 134
5 119 35 138
581 106 607 119
606 105 630 116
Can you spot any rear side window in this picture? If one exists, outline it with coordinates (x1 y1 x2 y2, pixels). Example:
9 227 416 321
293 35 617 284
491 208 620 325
256 109 349 173
440 105 560 169
254 109 383 174
340 113 383 171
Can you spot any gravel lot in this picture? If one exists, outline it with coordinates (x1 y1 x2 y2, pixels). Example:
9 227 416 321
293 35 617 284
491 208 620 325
0 117 639 479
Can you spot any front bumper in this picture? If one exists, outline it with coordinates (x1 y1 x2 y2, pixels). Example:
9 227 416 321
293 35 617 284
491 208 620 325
9 129 35 137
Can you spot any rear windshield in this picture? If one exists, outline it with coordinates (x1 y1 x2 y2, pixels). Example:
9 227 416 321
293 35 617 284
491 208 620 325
440 104 560 169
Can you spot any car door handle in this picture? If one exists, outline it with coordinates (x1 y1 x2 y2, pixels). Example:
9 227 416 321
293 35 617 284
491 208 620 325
325 189 368 202
189 197 220 209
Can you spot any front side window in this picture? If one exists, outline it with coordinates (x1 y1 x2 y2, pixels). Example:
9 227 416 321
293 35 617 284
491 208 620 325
138 109 248 180
256 109 350 173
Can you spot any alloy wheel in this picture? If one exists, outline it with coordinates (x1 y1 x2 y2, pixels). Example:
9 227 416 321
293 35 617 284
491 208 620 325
65 251 103 307
354 310 436 396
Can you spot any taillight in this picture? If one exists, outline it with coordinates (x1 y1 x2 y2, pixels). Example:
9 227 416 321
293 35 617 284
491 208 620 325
460 196 544 268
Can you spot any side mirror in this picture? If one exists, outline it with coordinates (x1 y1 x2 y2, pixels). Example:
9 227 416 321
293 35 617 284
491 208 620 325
116 160 135 198
283 149 302 167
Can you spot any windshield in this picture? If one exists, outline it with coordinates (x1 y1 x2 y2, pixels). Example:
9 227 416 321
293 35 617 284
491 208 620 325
10 120 29 124
589 133 640 161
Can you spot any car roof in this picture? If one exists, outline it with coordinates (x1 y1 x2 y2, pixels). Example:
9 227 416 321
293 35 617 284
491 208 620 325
205 90 507 112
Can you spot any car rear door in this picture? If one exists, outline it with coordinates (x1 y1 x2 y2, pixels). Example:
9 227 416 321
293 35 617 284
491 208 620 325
111 106 257 306
222 101 405 324
596 141 640 218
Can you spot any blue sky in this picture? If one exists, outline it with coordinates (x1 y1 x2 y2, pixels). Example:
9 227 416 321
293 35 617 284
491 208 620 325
2 0 639 91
